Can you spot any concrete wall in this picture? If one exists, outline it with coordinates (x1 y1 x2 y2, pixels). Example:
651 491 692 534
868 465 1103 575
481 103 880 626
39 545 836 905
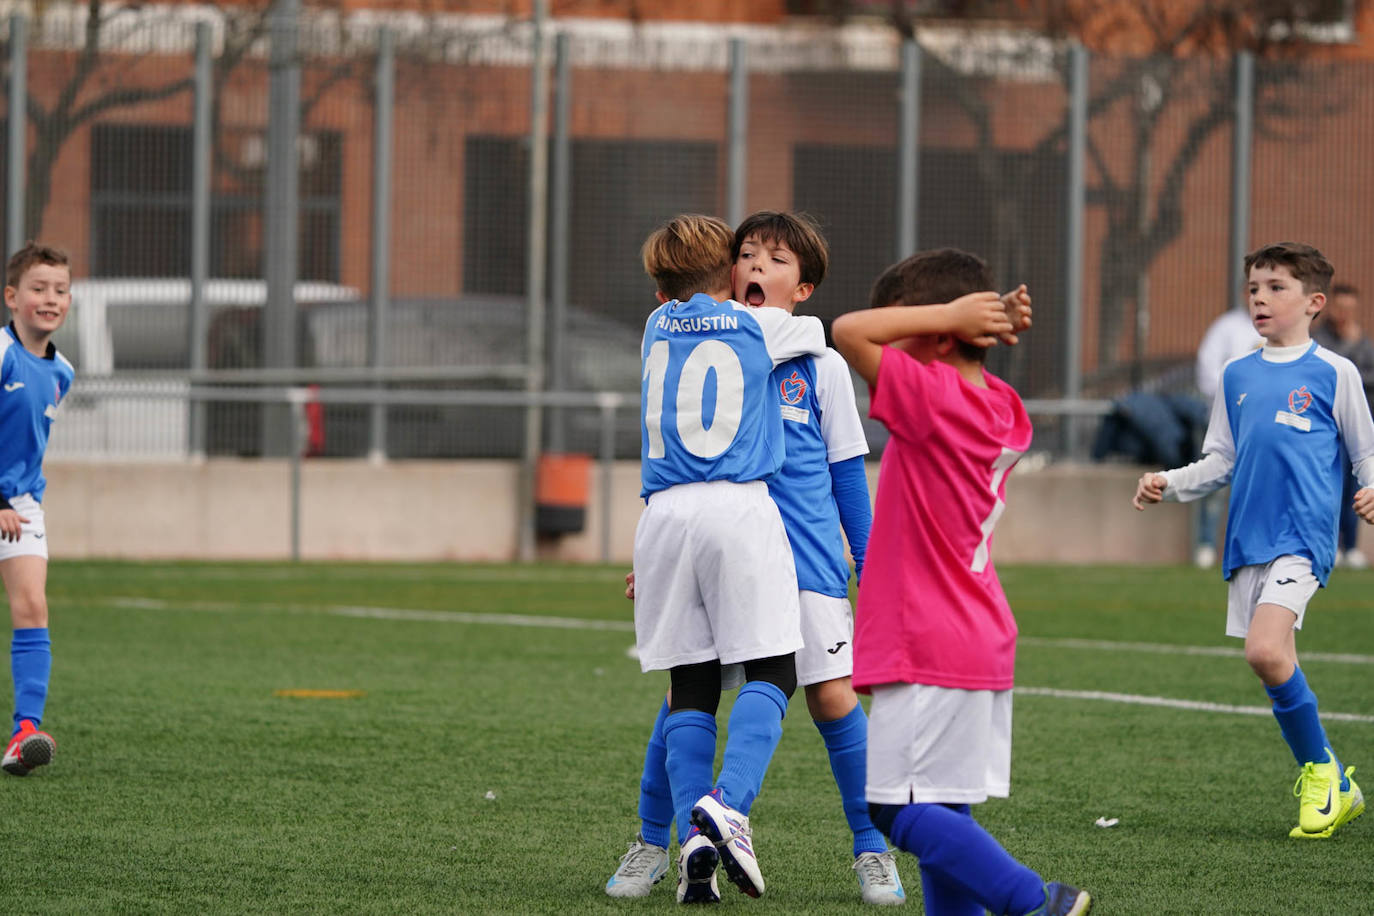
38 458 1237 566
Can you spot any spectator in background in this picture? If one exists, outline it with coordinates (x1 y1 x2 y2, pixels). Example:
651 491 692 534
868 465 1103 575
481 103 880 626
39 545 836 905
1313 284 1374 569
1192 300 1263 568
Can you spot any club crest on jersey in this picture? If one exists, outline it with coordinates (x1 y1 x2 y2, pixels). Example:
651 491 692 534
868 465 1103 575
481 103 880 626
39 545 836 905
779 371 807 405
1288 386 1312 414
778 371 810 424
1275 385 1313 432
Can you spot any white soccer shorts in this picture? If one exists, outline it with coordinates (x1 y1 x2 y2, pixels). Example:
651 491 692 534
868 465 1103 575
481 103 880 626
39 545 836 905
719 590 853 689
866 682 1012 806
633 479 803 672
0 493 48 561
795 590 854 687
1226 554 1319 637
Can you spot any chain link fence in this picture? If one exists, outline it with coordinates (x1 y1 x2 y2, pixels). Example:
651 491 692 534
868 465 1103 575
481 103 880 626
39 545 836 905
3 9 1372 462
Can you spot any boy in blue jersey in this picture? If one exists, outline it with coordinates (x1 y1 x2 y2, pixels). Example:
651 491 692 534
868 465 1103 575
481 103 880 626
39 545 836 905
607 211 906 906
1134 242 1374 838
632 212 828 902
0 242 75 777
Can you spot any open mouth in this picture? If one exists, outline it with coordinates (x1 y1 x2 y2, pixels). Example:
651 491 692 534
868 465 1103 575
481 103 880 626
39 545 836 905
745 282 766 306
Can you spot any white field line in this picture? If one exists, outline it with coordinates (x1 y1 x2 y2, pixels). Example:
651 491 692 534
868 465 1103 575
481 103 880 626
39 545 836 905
111 597 1373 723
1020 635 1374 666
1015 686 1374 724
111 597 636 632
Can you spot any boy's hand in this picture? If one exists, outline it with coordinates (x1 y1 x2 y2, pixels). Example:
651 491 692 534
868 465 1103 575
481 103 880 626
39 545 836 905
1132 472 1167 510
0 508 29 542
999 284 1032 345
624 571 636 600
949 291 1014 347
1354 487 1374 525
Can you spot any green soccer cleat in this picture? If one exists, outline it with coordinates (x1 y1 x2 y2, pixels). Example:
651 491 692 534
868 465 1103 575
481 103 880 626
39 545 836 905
1293 750 1345 835
1030 882 1092 915
1290 766 1365 839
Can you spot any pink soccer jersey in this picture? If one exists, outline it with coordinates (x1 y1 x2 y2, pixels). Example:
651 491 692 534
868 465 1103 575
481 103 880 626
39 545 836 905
852 346 1033 692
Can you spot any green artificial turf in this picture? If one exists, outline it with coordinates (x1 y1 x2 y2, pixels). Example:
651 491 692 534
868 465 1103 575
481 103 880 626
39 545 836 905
0 561 1369 913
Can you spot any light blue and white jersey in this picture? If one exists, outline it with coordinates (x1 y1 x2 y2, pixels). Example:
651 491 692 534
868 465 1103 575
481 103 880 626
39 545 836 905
1197 342 1374 584
768 348 869 597
0 323 74 504
639 294 825 498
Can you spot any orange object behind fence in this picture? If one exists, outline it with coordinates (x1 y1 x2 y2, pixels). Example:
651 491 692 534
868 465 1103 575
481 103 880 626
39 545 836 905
535 453 591 535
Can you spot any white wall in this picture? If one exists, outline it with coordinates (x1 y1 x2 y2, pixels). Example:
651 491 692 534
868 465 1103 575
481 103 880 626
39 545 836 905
39 459 1220 565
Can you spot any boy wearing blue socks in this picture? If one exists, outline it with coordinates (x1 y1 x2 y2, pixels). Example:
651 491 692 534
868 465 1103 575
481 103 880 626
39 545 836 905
833 248 1092 916
629 213 828 902
0 243 74 777
607 212 905 905
1134 242 1372 838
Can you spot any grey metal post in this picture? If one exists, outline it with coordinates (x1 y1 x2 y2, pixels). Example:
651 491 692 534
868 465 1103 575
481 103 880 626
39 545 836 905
1228 51 1254 311
367 27 395 464
518 0 550 563
289 387 306 561
726 37 748 227
598 396 615 564
547 30 571 453
6 14 25 255
896 39 922 260
188 22 213 459
262 0 301 458
1062 43 1087 456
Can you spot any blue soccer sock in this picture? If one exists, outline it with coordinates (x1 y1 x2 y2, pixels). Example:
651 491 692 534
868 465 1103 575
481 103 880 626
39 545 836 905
1266 667 1348 790
814 702 887 856
919 863 987 916
637 698 674 849
662 709 717 844
878 802 1046 916
11 627 52 735
716 680 788 815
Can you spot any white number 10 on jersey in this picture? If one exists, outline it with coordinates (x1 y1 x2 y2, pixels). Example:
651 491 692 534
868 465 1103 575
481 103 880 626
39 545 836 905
643 340 745 459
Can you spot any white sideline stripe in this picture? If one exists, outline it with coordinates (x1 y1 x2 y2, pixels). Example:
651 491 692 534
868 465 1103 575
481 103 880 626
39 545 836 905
113 597 1374 722
1017 687 1374 724
111 597 636 632
1020 636 1374 666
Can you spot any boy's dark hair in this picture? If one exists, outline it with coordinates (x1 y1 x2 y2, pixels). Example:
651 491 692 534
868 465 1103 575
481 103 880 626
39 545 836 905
6 241 69 290
641 214 734 301
869 247 993 363
1244 242 1334 297
1331 282 1358 298
731 210 829 287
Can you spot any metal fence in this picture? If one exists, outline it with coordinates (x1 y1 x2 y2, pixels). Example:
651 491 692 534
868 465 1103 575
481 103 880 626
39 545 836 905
6 8 1374 469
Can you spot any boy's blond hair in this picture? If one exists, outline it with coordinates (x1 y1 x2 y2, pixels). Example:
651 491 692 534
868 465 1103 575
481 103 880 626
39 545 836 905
6 241 69 290
641 214 734 301
1244 242 1333 296
731 210 829 287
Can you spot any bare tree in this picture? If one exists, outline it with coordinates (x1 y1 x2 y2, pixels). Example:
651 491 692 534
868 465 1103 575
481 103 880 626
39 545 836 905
827 0 1366 388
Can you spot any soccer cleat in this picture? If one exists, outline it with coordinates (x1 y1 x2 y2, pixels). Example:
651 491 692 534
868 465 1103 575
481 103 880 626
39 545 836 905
605 833 669 898
2 719 56 777
1293 750 1344 835
690 789 765 898
853 850 907 906
1032 882 1093 915
676 832 721 904
1290 765 1365 839
1193 545 1217 569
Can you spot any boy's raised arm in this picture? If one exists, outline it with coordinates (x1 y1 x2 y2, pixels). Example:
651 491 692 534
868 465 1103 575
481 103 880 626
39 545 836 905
831 291 1011 386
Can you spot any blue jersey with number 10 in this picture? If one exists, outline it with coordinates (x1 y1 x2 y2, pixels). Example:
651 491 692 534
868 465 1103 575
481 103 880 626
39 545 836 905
639 294 825 498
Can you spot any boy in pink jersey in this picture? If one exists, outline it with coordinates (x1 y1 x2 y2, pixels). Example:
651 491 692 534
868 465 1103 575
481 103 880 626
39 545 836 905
832 248 1093 916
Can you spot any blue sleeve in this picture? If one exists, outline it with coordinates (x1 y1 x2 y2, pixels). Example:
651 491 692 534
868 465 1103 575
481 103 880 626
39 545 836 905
829 455 872 582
